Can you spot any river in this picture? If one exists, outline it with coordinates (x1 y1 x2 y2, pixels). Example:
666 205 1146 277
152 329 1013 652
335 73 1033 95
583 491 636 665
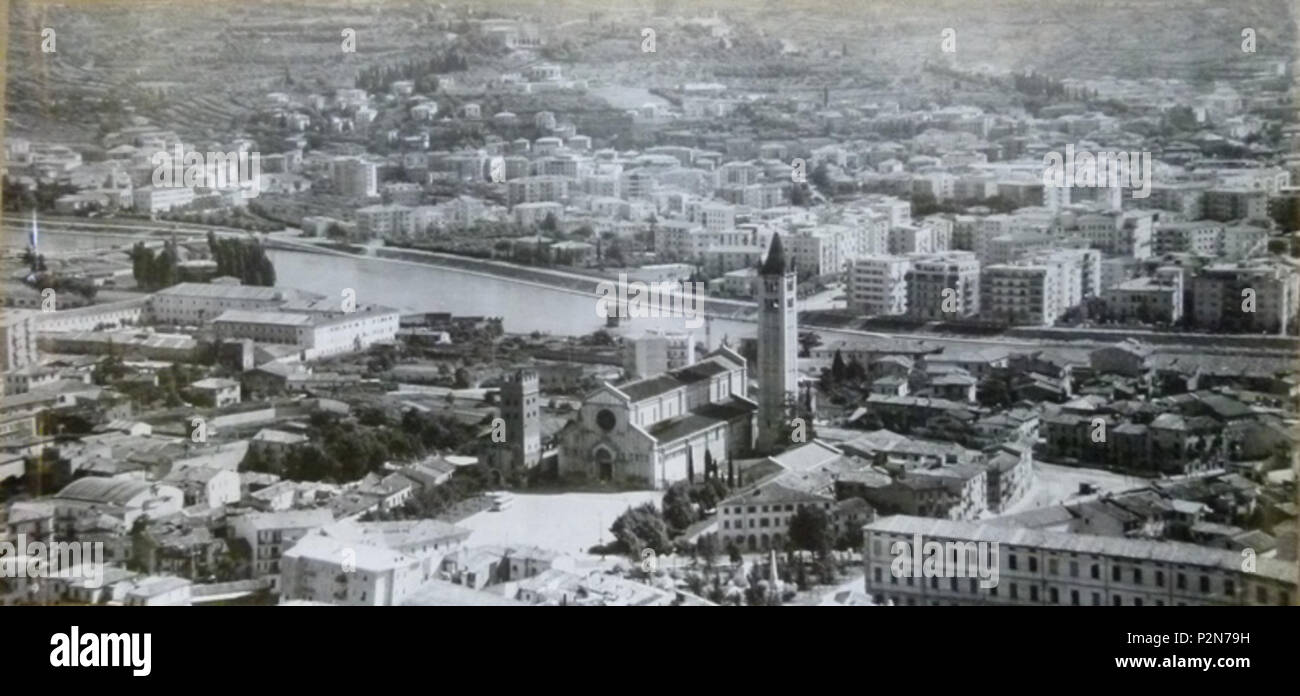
266 248 757 346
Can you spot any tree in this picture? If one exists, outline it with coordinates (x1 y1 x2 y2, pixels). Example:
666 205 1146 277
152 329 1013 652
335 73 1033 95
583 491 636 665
697 535 718 568
662 482 696 532
798 331 822 357
788 504 834 558
831 349 847 382
844 356 866 382
610 503 670 555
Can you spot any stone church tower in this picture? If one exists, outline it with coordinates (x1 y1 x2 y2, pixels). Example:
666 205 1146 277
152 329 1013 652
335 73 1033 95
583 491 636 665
493 369 541 470
756 234 799 453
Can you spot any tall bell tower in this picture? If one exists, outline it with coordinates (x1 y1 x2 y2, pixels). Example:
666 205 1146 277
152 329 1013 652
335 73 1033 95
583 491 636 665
756 233 798 453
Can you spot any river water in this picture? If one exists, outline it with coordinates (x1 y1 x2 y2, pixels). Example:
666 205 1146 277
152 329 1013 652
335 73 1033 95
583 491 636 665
267 248 756 346
4 226 757 344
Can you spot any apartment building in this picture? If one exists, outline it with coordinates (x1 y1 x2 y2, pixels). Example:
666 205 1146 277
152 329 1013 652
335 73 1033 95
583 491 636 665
355 204 415 239
1061 210 1154 259
849 255 912 316
786 229 844 278
1153 221 1226 256
905 251 981 319
863 515 1296 606
230 509 335 590
132 186 195 213
1204 188 1268 222
888 224 939 255
507 175 569 206
280 533 424 606
331 157 378 199
1190 260 1300 334
981 264 1061 326
0 310 36 373
1101 267 1184 324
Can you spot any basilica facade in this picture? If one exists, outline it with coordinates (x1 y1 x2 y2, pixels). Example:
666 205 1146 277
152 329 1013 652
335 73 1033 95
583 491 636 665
557 346 757 489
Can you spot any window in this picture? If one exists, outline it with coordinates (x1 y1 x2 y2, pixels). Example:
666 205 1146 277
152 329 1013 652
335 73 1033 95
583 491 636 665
1092 593 1101 606
1029 557 1038 572
1199 576 1210 594
1069 561 1078 578
1030 586 1040 602
1049 587 1059 604
1070 590 1079 606
1113 595 1123 606
1048 558 1058 575
1133 569 1143 585
1177 573 1187 590
1009 554 1018 571
1112 566 1121 582
1156 570 1165 587
1224 580 1235 597
1134 598 1143 607
1091 564 1100 579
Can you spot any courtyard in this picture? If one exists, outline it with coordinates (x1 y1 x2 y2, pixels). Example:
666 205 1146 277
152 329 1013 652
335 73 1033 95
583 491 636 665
457 490 662 555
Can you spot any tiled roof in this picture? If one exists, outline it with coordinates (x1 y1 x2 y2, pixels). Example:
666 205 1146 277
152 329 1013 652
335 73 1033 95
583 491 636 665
865 515 1297 584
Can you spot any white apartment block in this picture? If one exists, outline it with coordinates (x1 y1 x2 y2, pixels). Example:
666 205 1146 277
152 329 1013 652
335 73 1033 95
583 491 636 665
280 533 424 606
787 230 843 278
863 515 1297 606
507 175 570 206
1062 210 1154 259
981 264 1062 326
687 201 737 232
906 252 981 319
888 224 939 255
849 255 912 316
355 204 414 239
132 186 195 213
